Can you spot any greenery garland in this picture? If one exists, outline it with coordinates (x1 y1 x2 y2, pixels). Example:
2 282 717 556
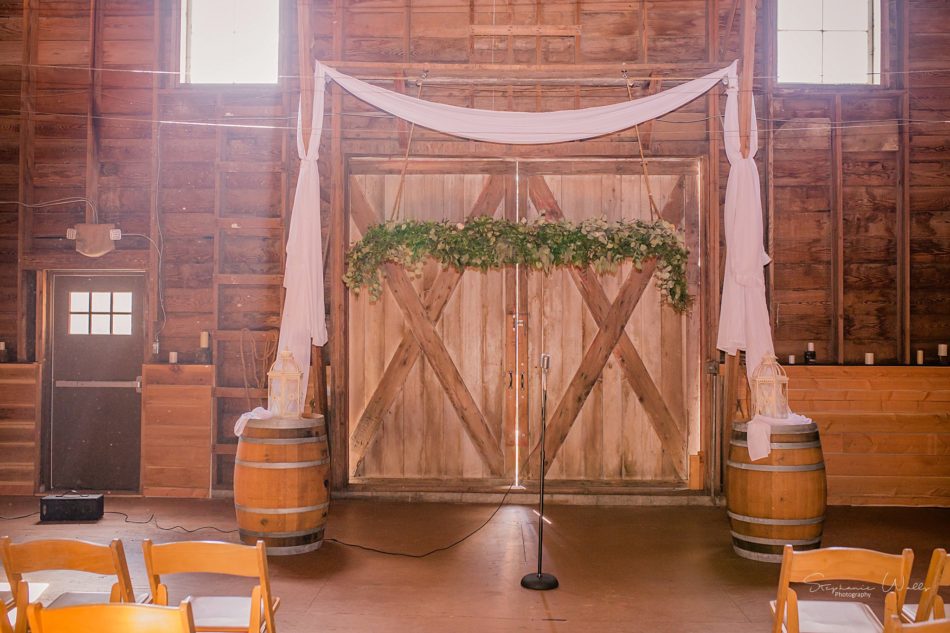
344 216 691 312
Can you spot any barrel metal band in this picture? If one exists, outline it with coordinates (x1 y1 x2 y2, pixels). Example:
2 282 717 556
239 435 328 446
262 541 324 556
239 527 325 538
730 531 822 547
235 458 329 469
732 422 816 434
235 502 329 515
727 511 826 526
731 440 822 449
246 418 325 430
726 460 825 472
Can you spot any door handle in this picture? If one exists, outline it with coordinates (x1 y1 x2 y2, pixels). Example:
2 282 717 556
506 371 513 389
520 372 526 390
135 375 143 394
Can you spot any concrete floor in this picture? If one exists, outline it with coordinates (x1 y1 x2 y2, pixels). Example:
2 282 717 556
0 496 947 632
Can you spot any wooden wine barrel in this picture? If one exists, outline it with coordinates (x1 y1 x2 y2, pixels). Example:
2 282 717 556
234 415 330 555
726 420 826 563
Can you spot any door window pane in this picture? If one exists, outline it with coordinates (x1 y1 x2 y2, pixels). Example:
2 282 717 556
69 292 89 312
91 292 111 312
69 314 89 335
112 292 132 313
90 314 111 335
112 314 133 336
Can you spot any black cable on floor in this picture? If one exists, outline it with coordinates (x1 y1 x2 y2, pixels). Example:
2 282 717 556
0 511 39 520
105 511 238 534
325 479 519 558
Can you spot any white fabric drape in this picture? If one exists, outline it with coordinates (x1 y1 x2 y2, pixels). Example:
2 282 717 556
274 58 774 414
321 62 735 144
274 64 328 411
716 74 774 380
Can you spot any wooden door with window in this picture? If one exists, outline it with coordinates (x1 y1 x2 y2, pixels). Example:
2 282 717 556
49 273 146 491
345 159 701 490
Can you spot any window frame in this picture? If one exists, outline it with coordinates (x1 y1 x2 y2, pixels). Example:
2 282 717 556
773 0 885 88
176 0 285 88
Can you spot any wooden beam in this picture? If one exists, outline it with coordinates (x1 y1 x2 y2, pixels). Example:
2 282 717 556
296 0 314 155
832 95 844 363
738 0 757 158
347 176 506 473
85 0 102 225
527 176 688 478
17 0 38 361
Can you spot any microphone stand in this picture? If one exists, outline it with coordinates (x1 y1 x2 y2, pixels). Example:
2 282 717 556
521 353 558 591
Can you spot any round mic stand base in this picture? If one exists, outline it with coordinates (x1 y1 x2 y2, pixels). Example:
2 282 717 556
520 572 559 591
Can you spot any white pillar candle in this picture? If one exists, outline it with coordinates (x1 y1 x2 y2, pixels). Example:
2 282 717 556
939 344 948 357
0 341 5 351
168 351 178 364
788 355 795 365
807 341 815 352
917 350 925 365
864 352 874 365
200 331 210 348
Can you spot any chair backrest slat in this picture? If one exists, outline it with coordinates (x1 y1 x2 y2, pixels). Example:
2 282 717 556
787 547 913 591
1 538 120 576
27 601 196 633
143 540 259 578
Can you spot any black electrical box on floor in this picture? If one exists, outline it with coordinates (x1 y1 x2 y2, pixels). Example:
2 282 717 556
40 494 104 522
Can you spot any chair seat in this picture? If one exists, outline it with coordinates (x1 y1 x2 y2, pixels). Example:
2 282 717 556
187 595 256 632
48 591 150 608
771 599 884 633
902 603 918 622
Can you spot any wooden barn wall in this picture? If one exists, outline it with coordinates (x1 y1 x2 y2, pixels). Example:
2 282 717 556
0 0 945 493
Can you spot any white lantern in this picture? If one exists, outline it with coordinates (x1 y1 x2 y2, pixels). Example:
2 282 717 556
267 349 303 418
751 354 789 419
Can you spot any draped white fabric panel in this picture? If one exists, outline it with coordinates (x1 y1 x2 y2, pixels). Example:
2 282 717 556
273 58 773 413
273 64 328 411
321 62 736 144
715 74 775 379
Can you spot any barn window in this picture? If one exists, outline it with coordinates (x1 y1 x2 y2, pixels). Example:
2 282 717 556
776 0 881 84
180 0 280 84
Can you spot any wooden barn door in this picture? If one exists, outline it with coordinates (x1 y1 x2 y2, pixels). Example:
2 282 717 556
521 161 701 486
347 160 513 484
346 159 701 490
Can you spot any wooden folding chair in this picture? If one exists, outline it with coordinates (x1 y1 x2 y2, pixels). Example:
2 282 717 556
0 537 139 633
771 544 914 633
0 599 12 633
143 540 279 633
904 549 949 623
27 600 196 633
887 594 950 632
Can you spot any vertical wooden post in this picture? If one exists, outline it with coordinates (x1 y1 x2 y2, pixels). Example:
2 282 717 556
328 0 348 492
85 0 102 225
738 0 757 159
296 0 314 155
17 0 38 361
831 95 845 363
898 0 911 363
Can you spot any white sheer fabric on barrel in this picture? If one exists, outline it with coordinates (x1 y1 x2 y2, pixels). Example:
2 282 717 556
274 58 773 412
